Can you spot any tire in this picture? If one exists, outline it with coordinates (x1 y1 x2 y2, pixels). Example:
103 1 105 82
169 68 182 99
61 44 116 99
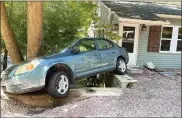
116 58 127 75
47 71 70 98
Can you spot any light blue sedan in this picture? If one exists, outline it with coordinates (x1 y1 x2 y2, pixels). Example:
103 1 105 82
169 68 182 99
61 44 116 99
1 37 129 98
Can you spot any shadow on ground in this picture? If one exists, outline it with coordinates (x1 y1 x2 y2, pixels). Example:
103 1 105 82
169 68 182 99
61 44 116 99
3 88 87 108
2 86 123 109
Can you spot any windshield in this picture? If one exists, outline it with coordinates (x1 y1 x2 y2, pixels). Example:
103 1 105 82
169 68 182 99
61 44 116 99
59 38 80 53
60 48 68 53
69 39 80 47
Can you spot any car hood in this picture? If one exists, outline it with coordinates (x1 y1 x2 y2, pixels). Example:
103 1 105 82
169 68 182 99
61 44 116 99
39 53 64 60
38 50 70 61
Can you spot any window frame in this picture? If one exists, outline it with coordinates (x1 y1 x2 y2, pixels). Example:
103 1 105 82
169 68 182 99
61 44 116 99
73 39 96 53
159 25 181 53
95 38 114 50
176 27 182 52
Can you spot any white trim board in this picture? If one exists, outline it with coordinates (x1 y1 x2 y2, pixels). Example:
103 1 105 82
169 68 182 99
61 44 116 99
156 14 181 19
119 18 171 25
118 23 140 66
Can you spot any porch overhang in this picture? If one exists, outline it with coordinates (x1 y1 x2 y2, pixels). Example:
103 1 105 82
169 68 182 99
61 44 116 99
156 14 181 19
118 18 171 25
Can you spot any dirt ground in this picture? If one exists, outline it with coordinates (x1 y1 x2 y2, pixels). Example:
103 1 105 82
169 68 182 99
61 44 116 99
1 68 181 117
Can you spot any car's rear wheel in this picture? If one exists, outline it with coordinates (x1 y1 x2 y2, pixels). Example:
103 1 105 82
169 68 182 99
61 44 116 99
47 71 70 98
116 58 127 75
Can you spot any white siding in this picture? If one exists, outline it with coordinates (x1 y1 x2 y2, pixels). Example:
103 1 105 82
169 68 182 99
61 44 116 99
99 3 110 25
137 25 181 68
99 3 119 25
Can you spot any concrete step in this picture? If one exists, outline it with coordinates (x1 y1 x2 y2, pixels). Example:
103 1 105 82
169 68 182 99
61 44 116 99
113 74 138 88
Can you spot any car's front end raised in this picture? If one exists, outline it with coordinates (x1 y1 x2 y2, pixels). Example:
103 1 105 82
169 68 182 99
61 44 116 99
1 59 47 94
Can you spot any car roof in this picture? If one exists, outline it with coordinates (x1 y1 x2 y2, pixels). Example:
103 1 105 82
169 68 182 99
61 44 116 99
81 37 115 45
82 37 106 40
81 37 116 44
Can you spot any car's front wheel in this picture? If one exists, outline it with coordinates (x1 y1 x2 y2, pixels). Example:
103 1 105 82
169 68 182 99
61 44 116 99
47 71 70 98
116 58 127 75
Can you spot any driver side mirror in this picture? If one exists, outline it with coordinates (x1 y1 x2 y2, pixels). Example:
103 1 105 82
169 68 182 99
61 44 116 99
71 47 80 54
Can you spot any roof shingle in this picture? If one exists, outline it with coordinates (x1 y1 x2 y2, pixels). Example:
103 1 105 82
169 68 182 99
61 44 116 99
103 1 181 21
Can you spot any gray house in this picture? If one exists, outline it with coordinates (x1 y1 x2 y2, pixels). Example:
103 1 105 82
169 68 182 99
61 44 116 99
96 1 181 68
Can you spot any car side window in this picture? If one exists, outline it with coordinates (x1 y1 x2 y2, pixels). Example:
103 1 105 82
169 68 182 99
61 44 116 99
96 39 113 49
75 40 95 52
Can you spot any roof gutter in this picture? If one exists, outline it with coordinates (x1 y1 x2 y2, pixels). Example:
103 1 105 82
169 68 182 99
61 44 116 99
156 14 181 19
119 18 171 25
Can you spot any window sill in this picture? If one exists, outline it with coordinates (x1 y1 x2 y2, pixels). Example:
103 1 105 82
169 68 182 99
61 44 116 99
159 51 181 54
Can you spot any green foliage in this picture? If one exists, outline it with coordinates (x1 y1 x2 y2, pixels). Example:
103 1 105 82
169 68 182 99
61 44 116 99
4 1 97 56
95 23 122 41
40 1 97 55
76 76 104 87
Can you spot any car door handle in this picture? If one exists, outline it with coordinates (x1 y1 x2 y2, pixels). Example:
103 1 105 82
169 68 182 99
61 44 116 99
112 51 115 53
94 53 98 56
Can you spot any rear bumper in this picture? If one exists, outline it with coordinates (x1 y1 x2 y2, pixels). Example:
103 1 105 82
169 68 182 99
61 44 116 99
125 55 129 64
119 48 129 64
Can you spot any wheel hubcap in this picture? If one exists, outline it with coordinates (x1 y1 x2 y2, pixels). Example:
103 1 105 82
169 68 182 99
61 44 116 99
119 60 126 72
56 75 69 94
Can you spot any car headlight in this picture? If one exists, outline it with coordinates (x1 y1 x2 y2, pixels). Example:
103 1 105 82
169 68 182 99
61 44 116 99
14 60 41 75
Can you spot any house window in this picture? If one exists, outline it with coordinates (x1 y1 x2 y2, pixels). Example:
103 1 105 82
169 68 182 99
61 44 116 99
160 40 171 51
177 40 182 51
160 26 181 53
160 27 173 51
177 28 181 51
178 28 181 39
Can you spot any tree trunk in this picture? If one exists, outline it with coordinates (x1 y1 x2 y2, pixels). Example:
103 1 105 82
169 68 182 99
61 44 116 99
0 2 24 64
27 2 43 60
3 48 8 70
3 48 7 70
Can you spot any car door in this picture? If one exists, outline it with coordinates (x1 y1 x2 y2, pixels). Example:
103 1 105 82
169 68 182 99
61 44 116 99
96 39 116 70
73 39 101 78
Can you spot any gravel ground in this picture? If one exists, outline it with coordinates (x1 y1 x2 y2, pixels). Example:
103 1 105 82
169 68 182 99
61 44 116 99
1 68 181 117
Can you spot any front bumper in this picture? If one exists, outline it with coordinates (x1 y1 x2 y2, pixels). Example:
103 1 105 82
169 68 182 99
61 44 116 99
1 82 44 94
1 64 47 94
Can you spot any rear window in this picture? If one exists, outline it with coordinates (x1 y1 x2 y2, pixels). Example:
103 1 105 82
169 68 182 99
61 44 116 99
96 39 113 49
